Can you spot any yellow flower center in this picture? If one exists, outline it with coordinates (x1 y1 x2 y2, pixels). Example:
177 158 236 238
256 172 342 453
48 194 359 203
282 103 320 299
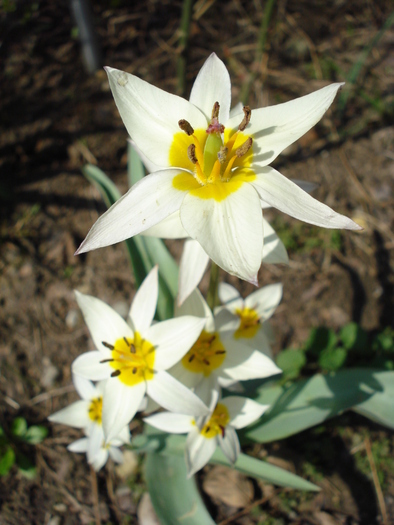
170 104 256 202
103 332 155 387
234 307 260 339
88 397 103 424
201 402 230 439
181 330 226 377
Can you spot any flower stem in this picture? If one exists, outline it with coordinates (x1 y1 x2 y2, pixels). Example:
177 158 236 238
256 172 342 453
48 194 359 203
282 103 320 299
207 261 220 311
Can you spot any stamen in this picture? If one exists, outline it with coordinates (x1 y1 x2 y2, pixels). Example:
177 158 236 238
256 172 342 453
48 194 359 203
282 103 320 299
203 358 210 366
111 370 121 377
211 101 220 120
215 350 226 355
132 367 137 374
238 106 251 131
217 146 228 164
102 341 114 350
130 343 136 354
187 144 198 164
188 354 195 363
220 425 226 438
100 358 114 363
178 119 194 136
123 336 129 345
236 137 253 158
205 426 211 433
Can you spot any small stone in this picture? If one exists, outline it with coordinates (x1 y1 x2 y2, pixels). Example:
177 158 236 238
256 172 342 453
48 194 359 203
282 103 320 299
115 450 139 479
65 309 80 329
138 493 161 525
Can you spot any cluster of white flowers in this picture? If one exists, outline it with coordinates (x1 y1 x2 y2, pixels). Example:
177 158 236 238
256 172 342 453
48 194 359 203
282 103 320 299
49 54 360 475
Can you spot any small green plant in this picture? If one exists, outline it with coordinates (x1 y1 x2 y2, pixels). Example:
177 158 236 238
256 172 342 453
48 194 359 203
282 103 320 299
0 417 47 478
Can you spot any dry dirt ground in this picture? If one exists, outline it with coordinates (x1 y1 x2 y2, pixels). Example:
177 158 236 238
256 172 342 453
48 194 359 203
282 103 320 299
0 1 393 524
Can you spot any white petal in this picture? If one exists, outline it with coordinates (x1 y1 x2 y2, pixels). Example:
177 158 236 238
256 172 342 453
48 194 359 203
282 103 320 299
148 316 206 370
218 426 240 464
102 380 145 442
292 179 318 194
244 328 273 358
75 291 133 352
147 370 208 416
72 351 111 381
72 375 97 400
185 429 217 478
222 396 269 429
142 211 188 238
189 53 231 124
87 424 104 463
251 166 362 230
227 83 344 166
178 239 210 306
129 265 158 333
180 184 263 282
48 400 90 428
245 283 283 321
175 287 214 332
261 218 289 264
105 67 208 166
128 138 164 173
144 412 195 434
68 438 88 453
77 170 190 254
167 361 203 391
108 446 124 464
223 341 282 380
194 375 220 408
218 282 242 306
90 449 109 471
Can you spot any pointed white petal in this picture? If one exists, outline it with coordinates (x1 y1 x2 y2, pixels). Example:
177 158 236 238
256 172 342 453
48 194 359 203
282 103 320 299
194 375 220 408
68 438 88 453
148 316 206 370
245 283 283 321
102 380 145 442
48 400 90 428
261 218 289 264
105 67 207 167
175 287 214 332
90 449 109 471
251 166 362 230
108 446 124 464
213 307 240 333
185 429 217 478
222 396 269 429
243 328 273 358
167 361 203 391
144 412 195 434
76 170 189 254
218 282 242 306
227 83 344 166
218 426 240 464
178 239 210 306
72 375 97 400
129 266 158 333
189 53 231 124
147 370 208 416
292 179 318 194
87 424 104 463
72 351 111 381
223 341 282 380
180 184 263 281
75 291 133 352
142 211 188 238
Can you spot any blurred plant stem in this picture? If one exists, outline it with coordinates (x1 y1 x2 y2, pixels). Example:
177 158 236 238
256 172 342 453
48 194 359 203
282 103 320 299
207 261 220 310
177 0 194 96
240 0 276 104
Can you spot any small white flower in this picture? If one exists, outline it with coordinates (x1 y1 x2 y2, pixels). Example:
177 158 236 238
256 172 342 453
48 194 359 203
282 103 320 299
71 266 208 442
76 53 360 284
170 288 281 401
144 389 269 478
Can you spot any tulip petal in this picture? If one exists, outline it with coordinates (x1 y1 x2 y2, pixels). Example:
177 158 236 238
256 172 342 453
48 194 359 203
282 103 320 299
68 438 88 453
218 426 240 464
251 166 362 230
144 412 195 434
129 266 158 333
245 283 283 321
105 67 207 167
185 428 217 478
178 239 210 306
175 288 214 332
222 396 269 429
72 351 111 381
48 400 90 428
223 341 282 380
72 375 97 401
108 447 124 464
76 170 188 254
189 53 231 124
180 183 263 281
261 218 289 264
142 211 188 238
87 424 104 463
218 283 243 309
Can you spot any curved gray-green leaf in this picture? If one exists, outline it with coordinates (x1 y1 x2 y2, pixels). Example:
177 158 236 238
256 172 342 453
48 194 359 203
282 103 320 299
145 453 215 525
353 370 394 429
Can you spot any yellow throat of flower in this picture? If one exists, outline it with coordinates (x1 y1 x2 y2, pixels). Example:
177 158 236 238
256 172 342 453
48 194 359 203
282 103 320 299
88 396 103 424
234 306 260 339
181 330 226 377
201 402 230 439
171 103 256 202
102 332 155 387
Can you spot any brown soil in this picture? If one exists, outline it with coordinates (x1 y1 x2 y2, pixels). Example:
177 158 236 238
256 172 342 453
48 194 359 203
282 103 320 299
0 1 393 524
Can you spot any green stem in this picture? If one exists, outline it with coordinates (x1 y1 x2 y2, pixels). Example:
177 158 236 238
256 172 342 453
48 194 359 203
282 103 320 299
177 0 194 96
206 261 220 311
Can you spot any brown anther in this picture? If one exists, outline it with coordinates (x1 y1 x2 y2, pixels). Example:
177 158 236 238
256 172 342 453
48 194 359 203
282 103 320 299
100 358 114 363
187 144 198 164
205 426 211 433
188 354 195 363
208 335 216 344
203 358 211 366
178 119 194 136
102 341 114 350
111 370 121 377
215 350 226 355
211 101 220 120
123 336 129 345
132 367 137 374
129 343 136 354
236 137 253 158
220 425 226 438
238 106 251 131
217 146 228 164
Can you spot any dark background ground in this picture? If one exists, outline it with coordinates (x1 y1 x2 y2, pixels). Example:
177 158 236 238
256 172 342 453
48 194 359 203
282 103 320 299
0 0 393 524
